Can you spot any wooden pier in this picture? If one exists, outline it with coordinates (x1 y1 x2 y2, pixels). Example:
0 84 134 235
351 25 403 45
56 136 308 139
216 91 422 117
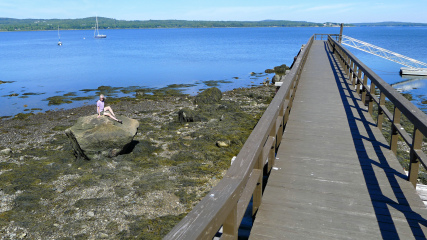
249 40 427 240
165 34 427 240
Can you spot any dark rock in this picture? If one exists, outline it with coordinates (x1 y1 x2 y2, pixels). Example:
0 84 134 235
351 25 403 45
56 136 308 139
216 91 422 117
65 115 139 160
272 74 286 84
178 108 205 123
194 87 222 105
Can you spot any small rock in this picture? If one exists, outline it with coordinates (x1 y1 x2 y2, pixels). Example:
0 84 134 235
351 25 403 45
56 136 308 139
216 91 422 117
216 141 230 148
99 233 109 239
0 148 12 155
87 211 95 217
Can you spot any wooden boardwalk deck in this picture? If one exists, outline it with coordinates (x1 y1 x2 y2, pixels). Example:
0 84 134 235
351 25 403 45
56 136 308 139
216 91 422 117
249 40 427 239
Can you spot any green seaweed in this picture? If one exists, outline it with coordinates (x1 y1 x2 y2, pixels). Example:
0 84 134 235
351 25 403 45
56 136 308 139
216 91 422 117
63 92 77 97
123 214 186 239
52 125 70 131
70 96 96 101
44 96 73 105
14 112 34 120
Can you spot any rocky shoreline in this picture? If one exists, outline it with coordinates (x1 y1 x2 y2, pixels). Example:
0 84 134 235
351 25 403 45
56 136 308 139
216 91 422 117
0 85 276 239
1 82 427 239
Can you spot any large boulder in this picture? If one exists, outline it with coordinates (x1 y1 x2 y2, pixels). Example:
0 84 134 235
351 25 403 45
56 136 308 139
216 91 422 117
194 87 222 105
65 115 139 160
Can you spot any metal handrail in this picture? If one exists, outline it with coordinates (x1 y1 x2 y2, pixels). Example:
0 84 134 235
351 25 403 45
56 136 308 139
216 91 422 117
341 35 427 69
328 35 427 187
164 35 315 239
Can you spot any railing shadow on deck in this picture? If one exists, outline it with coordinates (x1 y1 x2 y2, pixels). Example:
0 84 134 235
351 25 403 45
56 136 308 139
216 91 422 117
325 40 427 239
328 36 427 188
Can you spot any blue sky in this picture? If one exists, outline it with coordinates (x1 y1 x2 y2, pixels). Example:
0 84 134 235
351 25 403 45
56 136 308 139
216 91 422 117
0 0 426 23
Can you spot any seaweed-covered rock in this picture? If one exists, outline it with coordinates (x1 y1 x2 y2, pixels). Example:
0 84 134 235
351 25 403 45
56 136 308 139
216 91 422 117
178 108 205 123
65 115 139 160
194 87 222 105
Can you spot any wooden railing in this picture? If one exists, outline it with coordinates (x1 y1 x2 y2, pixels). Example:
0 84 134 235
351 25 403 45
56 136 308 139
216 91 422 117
314 33 340 41
164 36 315 240
328 36 427 187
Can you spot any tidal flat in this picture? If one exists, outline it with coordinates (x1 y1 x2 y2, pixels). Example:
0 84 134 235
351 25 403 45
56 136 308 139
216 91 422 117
0 85 275 239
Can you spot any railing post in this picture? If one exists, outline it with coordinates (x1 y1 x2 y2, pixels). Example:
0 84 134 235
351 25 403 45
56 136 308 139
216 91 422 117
361 74 368 105
345 58 350 76
252 155 263 216
368 82 375 114
284 91 291 125
223 204 238 239
352 65 357 88
276 103 285 146
356 69 362 95
348 61 353 84
408 128 422 187
340 51 346 72
377 92 386 130
390 106 401 154
268 122 276 172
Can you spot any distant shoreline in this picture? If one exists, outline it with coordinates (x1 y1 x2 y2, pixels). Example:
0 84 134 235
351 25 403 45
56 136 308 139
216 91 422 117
3 24 427 33
0 18 347 32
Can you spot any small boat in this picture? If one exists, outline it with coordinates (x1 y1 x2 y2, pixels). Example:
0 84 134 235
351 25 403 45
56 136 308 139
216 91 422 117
57 26 62 46
94 16 106 38
400 67 427 76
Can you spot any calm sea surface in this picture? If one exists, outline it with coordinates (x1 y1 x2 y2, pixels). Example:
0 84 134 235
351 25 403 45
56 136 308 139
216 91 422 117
0 27 426 117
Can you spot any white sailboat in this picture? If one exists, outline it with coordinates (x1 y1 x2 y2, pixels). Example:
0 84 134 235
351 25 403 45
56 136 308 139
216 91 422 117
94 16 106 38
57 26 62 46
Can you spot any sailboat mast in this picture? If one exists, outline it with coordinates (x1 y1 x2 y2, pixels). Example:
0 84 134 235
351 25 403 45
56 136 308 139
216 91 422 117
94 16 97 37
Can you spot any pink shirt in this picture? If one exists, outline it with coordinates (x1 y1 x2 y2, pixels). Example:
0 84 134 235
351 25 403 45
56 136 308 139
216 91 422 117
97 100 105 113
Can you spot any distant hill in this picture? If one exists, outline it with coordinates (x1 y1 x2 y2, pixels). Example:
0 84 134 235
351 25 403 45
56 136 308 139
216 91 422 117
351 22 427 27
0 17 324 31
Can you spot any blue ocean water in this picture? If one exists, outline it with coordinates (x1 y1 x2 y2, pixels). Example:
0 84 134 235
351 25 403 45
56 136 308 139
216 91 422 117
0 27 426 117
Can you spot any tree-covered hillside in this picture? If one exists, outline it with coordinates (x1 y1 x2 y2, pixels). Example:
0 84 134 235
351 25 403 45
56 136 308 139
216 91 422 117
351 22 427 27
0 17 325 31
